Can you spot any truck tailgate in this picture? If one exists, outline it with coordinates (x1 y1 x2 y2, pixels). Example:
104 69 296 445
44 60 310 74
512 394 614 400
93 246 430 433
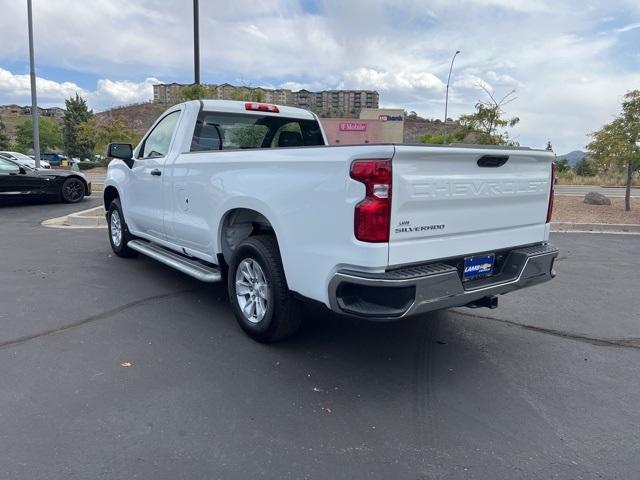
389 146 554 266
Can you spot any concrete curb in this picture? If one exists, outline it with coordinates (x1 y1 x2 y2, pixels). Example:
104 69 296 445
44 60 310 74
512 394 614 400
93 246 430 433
551 222 640 234
43 206 107 229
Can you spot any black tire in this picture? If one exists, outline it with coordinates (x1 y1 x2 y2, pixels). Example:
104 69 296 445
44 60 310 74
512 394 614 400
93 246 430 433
60 177 86 203
107 198 137 258
228 235 302 342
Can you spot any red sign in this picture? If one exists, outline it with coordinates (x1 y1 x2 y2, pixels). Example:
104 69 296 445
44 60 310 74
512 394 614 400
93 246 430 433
339 121 367 132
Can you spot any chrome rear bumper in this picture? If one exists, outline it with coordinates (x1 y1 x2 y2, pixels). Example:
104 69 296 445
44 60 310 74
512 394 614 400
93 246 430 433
328 243 558 319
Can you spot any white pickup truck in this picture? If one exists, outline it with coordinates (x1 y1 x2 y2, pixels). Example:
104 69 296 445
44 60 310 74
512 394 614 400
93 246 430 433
104 100 558 342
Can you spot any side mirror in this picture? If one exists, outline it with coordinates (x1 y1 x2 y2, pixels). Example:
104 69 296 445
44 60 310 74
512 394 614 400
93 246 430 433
107 143 134 168
18 166 27 174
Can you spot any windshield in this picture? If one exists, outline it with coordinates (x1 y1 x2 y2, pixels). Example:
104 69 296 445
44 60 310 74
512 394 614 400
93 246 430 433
13 152 36 162
0 152 35 163
0 157 21 170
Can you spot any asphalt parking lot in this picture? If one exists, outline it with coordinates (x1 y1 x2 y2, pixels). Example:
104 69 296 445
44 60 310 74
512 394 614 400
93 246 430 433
1 199 639 480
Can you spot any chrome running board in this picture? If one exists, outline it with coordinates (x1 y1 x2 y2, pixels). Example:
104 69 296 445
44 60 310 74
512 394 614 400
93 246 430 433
127 240 222 283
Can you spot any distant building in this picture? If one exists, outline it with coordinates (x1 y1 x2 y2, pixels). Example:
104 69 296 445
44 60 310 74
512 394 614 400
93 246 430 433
320 109 406 145
17 106 66 117
320 118 385 145
43 107 66 118
153 82 184 103
359 108 404 143
0 104 22 115
152 83 379 117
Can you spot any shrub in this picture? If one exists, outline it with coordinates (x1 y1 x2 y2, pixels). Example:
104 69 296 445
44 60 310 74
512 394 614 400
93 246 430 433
77 161 97 171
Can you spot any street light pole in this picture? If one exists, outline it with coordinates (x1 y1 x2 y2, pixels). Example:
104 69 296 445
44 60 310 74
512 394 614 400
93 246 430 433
193 0 200 84
444 50 460 124
27 0 41 168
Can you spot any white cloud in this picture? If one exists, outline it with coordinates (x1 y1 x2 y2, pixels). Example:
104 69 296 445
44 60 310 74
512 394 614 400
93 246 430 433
0 0 639 152
340 68 445 93
616 22 640 33
240 24 269 40
0 68 160 110
91 78 160 108
452 73 492 92
0 68 85 103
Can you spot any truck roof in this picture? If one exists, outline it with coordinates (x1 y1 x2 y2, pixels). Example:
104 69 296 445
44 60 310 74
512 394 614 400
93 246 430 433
193 99 318 120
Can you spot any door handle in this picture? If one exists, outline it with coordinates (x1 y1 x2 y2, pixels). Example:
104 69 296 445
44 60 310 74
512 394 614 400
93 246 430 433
150 169 162 176
477 155 509 167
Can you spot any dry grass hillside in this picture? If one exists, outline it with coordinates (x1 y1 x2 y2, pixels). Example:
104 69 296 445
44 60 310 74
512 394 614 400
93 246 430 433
0 111 63 143
94 102 167 134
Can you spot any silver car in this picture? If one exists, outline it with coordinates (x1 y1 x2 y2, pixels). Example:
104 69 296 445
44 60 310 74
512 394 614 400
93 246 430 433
0 151 51 169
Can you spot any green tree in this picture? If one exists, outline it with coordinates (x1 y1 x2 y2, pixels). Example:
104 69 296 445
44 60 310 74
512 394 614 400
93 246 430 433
587 90 640 211
0 117 10 149
63 93 94 159
421 87 520 146
77 117 141 159
229 88 265 102
556 158 570 173
419 133 447 144
574 157 596 177
420 128 468 144
177 84 215 101
458 87 520 146
228 124 267 148
15 116 63 153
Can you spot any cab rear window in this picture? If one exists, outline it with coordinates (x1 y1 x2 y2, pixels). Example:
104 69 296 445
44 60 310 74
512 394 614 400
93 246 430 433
190 111 324 151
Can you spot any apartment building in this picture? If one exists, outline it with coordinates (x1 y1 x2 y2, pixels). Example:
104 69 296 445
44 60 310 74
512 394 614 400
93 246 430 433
152 83 379 116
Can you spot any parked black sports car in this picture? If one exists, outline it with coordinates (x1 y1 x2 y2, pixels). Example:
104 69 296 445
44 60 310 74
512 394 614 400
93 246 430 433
0 157 91 203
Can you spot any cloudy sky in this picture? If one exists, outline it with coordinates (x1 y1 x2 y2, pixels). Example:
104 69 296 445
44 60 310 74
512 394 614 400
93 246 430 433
1 0 639 153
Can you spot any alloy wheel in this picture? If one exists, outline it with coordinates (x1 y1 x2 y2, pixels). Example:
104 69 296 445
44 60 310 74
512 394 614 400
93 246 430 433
235 258 270 323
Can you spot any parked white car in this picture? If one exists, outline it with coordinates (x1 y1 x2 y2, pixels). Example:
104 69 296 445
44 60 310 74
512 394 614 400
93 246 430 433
0 151 51 169
103 100 558 342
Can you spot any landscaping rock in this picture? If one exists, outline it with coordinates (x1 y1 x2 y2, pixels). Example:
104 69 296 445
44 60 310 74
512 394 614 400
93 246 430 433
584 191 611 206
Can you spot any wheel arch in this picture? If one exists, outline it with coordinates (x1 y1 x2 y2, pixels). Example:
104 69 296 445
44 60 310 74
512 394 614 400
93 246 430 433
218 207 280 266
103 185 120 211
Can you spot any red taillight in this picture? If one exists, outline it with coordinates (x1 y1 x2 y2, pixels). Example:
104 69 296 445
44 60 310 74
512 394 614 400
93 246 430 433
350 159 392 242
546 162 556 223
245 102 279 113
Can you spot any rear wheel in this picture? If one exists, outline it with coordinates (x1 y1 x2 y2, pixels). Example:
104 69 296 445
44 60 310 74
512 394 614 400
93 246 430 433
107 198 137 257
228 235 302 342
61 177 85 203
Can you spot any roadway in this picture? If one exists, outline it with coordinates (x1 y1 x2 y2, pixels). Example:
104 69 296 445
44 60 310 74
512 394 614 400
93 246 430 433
555 185 640 197
2 199 639 479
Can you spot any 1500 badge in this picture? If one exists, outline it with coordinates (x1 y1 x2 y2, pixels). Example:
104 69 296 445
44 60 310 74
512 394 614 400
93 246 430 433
395 221 445 234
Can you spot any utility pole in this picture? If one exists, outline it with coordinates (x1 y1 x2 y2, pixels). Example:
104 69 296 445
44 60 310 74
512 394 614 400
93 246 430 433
193 0 200 84
444 50 460 125
27 0 41 168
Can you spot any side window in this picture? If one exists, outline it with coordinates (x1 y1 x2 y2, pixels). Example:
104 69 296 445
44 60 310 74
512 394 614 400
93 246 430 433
0 158 20 172
139 111 180 159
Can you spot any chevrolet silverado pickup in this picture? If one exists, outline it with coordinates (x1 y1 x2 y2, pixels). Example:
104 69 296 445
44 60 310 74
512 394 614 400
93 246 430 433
103 100 558 342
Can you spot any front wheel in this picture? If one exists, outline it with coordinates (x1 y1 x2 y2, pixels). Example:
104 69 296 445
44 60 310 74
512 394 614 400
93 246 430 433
228 235 302 342
61 177 85 203
107 198 137 258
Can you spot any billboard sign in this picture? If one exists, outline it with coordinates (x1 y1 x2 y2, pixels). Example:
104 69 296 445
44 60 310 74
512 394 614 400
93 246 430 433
378 114 403 121
339 121 368 132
